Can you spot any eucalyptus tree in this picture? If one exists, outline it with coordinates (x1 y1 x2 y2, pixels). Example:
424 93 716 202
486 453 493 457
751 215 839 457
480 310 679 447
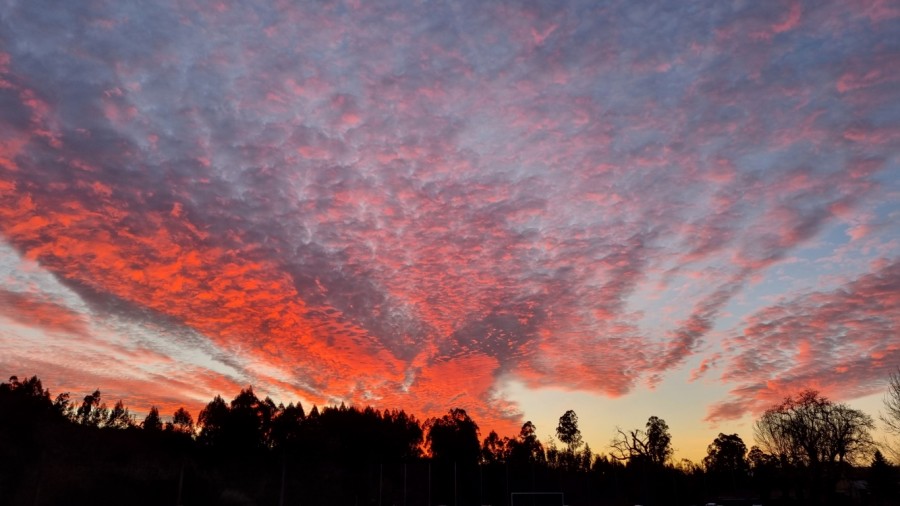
556 410 583 453
425 408 480 464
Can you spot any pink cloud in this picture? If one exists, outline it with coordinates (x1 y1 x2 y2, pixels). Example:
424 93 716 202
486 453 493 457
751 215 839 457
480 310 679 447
708 259 900 421
772 2 802 34
0 289 89 337
0 0 897 439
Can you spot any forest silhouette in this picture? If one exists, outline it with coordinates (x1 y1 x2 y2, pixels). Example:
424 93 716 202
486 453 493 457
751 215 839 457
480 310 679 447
1 374 897 506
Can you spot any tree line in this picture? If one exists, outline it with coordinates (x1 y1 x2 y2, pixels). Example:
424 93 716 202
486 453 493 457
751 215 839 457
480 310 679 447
1 373 898 505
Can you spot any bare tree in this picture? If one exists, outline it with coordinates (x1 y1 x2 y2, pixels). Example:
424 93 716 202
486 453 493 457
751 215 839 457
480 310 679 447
610 416 673 465
754 389 874 467
881 368 900 434
610 426 650 462
825 404 876 464
754 390 875 502
881 368 900 461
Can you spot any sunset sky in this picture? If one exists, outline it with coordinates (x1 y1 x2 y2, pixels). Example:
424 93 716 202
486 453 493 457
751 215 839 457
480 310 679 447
1 0 899 462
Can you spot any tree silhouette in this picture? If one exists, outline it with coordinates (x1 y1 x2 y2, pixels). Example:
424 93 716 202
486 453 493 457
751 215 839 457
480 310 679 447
746 444 779 498
198 394 230 447
610 415 672 465
556 409 583 453
0 375 58 426
228 386 267 450
704 433 748 474
425 408 480 464
52 391 75 419
481 430 509 464
754 389 875 502
77 389 107 427
106 400 133 429
645 416 672 465
4 375 46 399
883 368 900 433
610 426 646 462
882 367 900 460
747 445 773 469
1 375 51 406
579 443 593 471
754 390 874 466
381 408 423 459
704 433 748 493
869 449 897 503
171 406 194 435
8 373 892 506
508 420 544 464
142 406 162 431
271 402 304 447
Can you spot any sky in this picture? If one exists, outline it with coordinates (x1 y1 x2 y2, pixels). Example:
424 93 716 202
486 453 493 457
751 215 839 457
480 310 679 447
1 0 899 462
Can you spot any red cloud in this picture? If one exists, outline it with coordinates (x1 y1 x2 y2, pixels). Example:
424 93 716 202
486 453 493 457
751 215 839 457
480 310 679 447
0 289 89 337
708 259 900 421
1 0 897 441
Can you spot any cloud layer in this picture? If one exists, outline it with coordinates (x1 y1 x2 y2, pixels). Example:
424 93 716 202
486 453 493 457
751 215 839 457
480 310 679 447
1 0 898 430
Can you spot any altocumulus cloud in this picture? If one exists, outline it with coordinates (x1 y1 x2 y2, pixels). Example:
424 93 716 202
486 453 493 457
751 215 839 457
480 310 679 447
0 0 898 430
